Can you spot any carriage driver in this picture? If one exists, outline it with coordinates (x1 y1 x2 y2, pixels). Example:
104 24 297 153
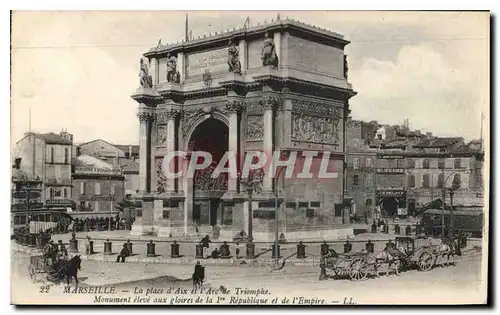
43 240 55 264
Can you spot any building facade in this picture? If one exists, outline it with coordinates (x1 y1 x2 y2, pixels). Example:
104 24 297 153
14 131 74 211
71 154 125 218
130 19 356 240
345 140 376 218
11 158 44 231
78 139 140 196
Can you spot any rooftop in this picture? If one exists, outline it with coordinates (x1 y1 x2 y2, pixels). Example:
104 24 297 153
144 17 348 57
20 132 73 145
413 137 463 148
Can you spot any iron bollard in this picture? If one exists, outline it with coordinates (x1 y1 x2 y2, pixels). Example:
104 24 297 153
220 241 230 258
69 232 78 253
28 234 36 247
296 241 306 259
320 241 329 256
88 240 94 255
104 239 112 255
405 225 411 236
246 241 255 259
170 240 180 258
126 239 133 255
460 234 467 248
395 224 401 235
271 244 281 259
383 224 389 234
365 240 374 253
195 244 204 259
146 240 156 257
371 222 377 233
343 240 352 253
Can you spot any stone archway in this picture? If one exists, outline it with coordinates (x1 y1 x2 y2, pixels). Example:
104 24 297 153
187 118 229 227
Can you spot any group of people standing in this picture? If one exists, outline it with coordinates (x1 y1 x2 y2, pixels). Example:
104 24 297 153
70 216 135 232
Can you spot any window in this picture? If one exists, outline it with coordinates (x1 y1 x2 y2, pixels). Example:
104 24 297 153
50 147 55 163
162 211 170 219
422 174 430 188
407 159 415 168
438 159 445 169
95 183 101 195
80 182 86 195
353 174 359 186
365 158 373 168
422 159 430 169
53 188 61 198
310 201 320 208
365 173 373 187
353 157 360 169
136 210 142 217
408 174 416 188
454 158 462 169
437 173 445 188
63 188 68 198
64 148 69 164
49 188 54 199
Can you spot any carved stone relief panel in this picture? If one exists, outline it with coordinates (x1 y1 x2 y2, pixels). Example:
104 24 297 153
291 113 340 144
157 125 168 145
181 106 229 139
246 115 264 141
155 157 167 194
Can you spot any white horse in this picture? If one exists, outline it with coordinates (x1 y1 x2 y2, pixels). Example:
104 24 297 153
366 249 401 277
437 238 461 267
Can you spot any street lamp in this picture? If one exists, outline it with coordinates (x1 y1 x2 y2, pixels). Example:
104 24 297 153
440 170 465 238
240 177 261 242
273 166 286 271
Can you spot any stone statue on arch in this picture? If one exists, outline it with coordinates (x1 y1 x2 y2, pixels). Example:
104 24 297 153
227 38 242 74
261 32 279 68
139 58 153 88
166 53 181 83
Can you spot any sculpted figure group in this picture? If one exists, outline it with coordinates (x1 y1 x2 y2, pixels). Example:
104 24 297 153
139 31 281 88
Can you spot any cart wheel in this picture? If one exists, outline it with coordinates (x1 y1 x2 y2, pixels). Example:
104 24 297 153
349 257 368 281
418 251 435 271
29 264 37 283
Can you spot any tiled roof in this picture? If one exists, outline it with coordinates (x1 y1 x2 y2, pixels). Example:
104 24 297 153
114 145 140 155
120 159 139 173
32 132 72 145
413 137 463 148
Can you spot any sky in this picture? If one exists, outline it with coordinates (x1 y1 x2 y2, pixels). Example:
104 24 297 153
10 11 490 147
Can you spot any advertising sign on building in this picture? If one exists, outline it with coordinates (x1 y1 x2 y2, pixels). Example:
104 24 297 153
79 195 117 202
75 167 122 175
46 199 73 206
376 168 405 174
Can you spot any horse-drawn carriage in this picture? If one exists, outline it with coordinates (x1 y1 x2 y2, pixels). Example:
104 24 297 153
319 250 388 281
28 251 82 285
395 235 461 271
319 235 460 281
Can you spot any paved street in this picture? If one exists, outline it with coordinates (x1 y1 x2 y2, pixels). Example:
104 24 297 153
11 248 486 305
